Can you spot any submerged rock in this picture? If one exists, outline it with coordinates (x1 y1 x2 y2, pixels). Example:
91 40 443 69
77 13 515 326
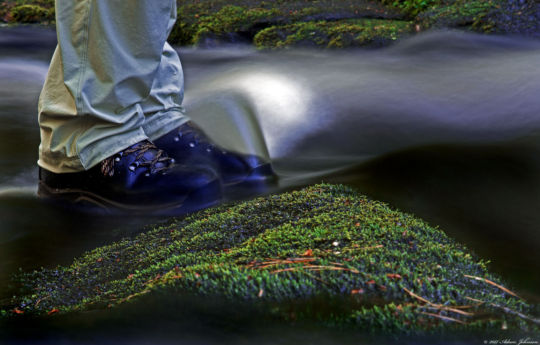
2 184 538 336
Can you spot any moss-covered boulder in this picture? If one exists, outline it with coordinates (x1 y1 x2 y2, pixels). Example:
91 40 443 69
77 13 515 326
9 4 50 23
416 0 539 34
192 5 284 46
2 0 539 47
172 2 405 47
1 1 54 24
2 184 538 336
254 19 415 49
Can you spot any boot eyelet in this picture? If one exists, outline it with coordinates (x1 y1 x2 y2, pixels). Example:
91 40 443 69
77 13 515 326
145 172 150 177
114 157 121 162
129 165 136 172
189 142 196 148
174 136 180 142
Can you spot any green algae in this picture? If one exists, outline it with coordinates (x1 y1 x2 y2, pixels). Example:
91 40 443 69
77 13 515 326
2 184 539 336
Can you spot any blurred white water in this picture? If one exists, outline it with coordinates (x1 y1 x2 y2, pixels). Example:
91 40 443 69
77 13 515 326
180 31 540 163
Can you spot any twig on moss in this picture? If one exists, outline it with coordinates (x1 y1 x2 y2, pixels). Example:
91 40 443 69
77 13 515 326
248 257 317 269
420 311 467 324
302 265 360 274
465 296 540 326
463 275 521 299
404 287 474 317
270 265 360 274
422 305 474 316
403 287 431 304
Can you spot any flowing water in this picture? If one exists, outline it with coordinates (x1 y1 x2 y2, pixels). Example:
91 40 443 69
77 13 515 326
1 25 540 343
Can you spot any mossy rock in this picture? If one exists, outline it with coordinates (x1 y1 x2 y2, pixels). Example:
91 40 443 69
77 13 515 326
254 19 415 49
417 0 499 31
2 184 538 336
172 1 405 46
3 0 539 44
8 4 53 23
417 0 539 34
381 0 440 17
193 5 284 46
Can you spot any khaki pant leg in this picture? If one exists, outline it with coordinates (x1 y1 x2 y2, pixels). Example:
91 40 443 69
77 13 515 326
38 0 188 173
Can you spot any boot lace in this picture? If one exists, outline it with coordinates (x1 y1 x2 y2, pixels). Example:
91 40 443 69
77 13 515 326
101 141 174 177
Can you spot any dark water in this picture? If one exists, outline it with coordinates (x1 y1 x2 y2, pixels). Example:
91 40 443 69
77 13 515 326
1 26 540 343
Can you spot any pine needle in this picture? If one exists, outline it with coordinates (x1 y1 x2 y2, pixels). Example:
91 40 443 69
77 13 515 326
463 275 521 299
404 287 473 316
465 296 540 326
420 311 467 324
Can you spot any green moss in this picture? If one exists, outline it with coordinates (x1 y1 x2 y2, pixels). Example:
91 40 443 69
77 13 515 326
2 184 538 335
8 4 53 23
381 0 441 17
2 0 539 44
193 5 283 45
416 0 539 34
417 0 497 31
167 0 404 46
254 19 415 49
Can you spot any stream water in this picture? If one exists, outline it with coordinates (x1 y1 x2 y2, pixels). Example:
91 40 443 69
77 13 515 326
1 25 540 343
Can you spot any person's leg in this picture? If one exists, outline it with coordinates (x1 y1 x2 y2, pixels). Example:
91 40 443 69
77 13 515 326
38 0 274 211
37 0 221 215
140 42 189 142
38 0 189 173
139 2 190 142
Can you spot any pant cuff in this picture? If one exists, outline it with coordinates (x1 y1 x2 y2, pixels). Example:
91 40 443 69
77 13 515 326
78 127 148 170
143 107 190 142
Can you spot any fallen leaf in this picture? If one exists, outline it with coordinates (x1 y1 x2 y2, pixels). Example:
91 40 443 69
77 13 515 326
302 249 313 257
48 309 59 316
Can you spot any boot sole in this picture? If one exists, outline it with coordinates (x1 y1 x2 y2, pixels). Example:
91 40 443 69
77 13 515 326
38 180 222 216
222 163 278 200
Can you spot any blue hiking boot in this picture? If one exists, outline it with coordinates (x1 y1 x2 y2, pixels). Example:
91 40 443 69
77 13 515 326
38 140 222 215
154 122 277 198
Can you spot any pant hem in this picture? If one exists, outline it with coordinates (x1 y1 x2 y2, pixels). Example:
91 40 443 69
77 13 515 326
78 127 148 170
143 108 190 141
